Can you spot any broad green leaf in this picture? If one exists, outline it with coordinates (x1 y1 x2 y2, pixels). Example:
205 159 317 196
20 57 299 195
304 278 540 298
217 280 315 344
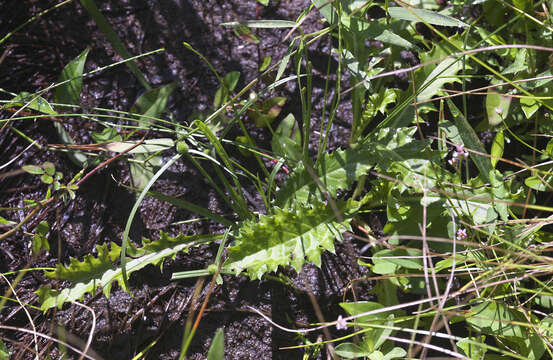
467 301 525 338
490 129 504 169
54 48 89 106
79 0 150 89
207 329 225 360
503 48 527 75
372 260 399 275
534 295 553 309
312 0 340 24
36 233 208 310
340 17 414 49
525 173 553 192
422 187 497 225
340 301 387 323
456 336 487 360
0 339 9 360
417 57 463 101
380 35 466 130
259 56 271 72
272 113 302 161
248 96 286 127
221 20 297 28
53 48 90 167
372 248 423 271
275 127 425 208
22 165 44 175
91 127 121 143
447 99 492 182
486 89 511 126
103 138 174 154
130 83 176 127
0 216 16 226
520 96 540 119
388 7 468 28
335 343 370 358
214 72 240 109
225 199 360 279
352 86 396 142
43 162 55 176
9 92 56 114
32 221 50 256
129 154 162 191
381 347 407 360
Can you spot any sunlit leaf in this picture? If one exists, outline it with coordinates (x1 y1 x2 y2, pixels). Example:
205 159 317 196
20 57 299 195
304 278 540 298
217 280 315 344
36 233 208 310
225 199 361 279
388 7 468 28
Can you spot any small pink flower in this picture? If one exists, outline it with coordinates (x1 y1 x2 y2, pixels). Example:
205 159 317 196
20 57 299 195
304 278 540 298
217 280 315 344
336 315 347 330
456 228 467 240
448 144 468 166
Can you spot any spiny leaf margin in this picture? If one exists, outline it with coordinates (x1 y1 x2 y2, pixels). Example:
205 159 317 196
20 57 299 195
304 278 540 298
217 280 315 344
35 233 213 311
225 198 362 280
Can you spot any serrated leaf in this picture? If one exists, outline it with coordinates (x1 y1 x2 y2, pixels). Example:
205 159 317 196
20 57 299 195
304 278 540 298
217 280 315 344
36 233 205 310
225 199 360 279
130 83 176 127
388 7 468 27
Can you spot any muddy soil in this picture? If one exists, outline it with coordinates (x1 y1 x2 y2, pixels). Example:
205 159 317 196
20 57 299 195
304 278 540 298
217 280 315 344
0 0 377 359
